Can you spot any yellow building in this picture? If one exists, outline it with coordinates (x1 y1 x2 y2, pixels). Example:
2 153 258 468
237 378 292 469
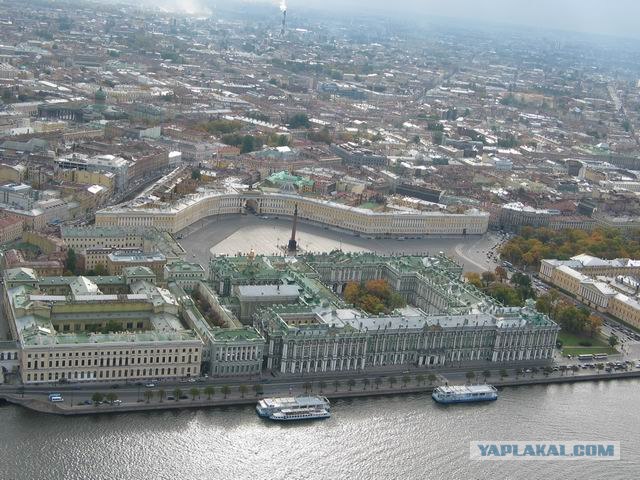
3 267 202 384
608 294 640 329
0 164 26 183
0 214 23 244
95 191 490 237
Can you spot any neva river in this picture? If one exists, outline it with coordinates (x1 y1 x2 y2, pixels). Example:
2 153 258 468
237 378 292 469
1 381 637 479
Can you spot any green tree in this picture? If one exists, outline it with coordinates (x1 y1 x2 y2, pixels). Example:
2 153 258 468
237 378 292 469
191 169 202 180
427 373 437 385
240 135 256 154
252 384 263 397
238 385 248 398
374 377 382 389
204 385 215 399
388 376 397 389
105 392 118 404
92 392 104 404
319 381 327 393
221 385 231 399
65 248 77 274
499 369 508 381
482 370 491 382
303 382 312 394
465 371 476 384
608 335 618 347
143 390 153 403
333 380 341 392
531 367 539 378
157 388 166 402
347 379 356 391
173 388 183 400
288 113 310 129
362 378 370 390
416 374 425 386
596 363 604 374
93 263 108 276
481 271 496 287
401 375 411 388
189 387 200 400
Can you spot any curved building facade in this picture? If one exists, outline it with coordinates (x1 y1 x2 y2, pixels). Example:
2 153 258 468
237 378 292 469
96 192 489 237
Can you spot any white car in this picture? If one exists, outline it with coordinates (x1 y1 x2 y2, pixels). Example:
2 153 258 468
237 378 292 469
145 383 156 388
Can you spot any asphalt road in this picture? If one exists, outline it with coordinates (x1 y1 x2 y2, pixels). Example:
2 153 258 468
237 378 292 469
4 361 639 409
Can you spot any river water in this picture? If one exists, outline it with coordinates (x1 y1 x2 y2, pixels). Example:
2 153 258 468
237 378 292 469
1 380 637 480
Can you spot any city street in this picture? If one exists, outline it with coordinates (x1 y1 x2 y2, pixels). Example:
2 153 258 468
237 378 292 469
2 360 639 413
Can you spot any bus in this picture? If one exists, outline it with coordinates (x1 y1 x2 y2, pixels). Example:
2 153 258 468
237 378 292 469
48 393 64 403
594 353 608 360
578 354 594 361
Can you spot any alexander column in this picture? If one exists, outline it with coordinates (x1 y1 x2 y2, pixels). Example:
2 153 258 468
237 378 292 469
287 204 298 253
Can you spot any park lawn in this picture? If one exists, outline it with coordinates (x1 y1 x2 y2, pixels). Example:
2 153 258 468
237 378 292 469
558 331 618 356
562 346 619 355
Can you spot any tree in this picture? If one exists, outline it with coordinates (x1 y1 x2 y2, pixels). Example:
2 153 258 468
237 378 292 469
416 374 425 386
319 381 327 393
93 263 108 276
92 392 104 405
587 315 602 338
543 366 553 377
494 266 508 282
65 248 77 274
288 113 310 129
482 370 491 382
252 384 263 397
499 369 508 380
189 387 200 400
238 385 248 399
221 385 231 399
401 375 411 388
362 378 370 390
333 380 341 392
240 135 256 154
427 373 437 385
347 379 356 391
571 365 579 375
487 283 523 306
465 371 476 384
481 271 496 287
105 392 118 404
303 382 312 394
596 363 604 374
374 377 382 389
173 388 183 400
464 272 483 289
388 376 397 389
608 335 618 348
144 390 153 403
157 388 166 402
343 282 361 304
191 169 202 180
531 367 539 378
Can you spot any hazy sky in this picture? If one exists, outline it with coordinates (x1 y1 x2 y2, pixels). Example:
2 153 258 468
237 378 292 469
235 0 640 39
